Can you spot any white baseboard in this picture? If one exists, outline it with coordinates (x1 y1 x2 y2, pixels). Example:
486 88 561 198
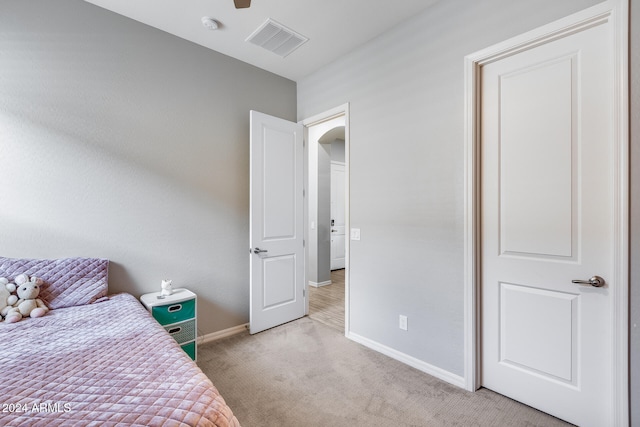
198 323 249 345
347 331 466 389
308 280 332 288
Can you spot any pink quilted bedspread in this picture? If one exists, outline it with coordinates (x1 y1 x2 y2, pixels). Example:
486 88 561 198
0 293 240 427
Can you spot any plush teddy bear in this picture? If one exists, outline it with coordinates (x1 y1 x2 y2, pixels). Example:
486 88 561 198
0 277 18 321
4 274 49 323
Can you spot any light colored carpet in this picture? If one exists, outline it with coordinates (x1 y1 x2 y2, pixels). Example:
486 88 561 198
197 317 571 427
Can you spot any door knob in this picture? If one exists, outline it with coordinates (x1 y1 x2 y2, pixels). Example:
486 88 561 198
572 276 605 287
253 247 268 254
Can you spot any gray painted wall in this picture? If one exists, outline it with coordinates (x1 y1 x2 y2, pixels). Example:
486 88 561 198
317 142 332 282
298 0 621 380
317 139 347 280
0 0 296 336
331 140 346 164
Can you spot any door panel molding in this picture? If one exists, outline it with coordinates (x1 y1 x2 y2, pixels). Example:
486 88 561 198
463 0 628 425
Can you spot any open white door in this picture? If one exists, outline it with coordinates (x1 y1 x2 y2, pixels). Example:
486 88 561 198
250 110 305 334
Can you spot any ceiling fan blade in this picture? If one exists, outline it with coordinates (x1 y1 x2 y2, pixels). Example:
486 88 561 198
234 0 251 8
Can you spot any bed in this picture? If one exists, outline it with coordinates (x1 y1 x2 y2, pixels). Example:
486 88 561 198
0 257 240 427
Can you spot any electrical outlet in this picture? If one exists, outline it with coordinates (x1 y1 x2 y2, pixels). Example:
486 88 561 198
399 315 408 331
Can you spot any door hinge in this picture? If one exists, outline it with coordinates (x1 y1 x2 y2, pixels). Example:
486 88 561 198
303 189 305 197
303 239 305 247
303 288 306 297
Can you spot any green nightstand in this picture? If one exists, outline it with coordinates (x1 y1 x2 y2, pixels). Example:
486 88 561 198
141 288 197 360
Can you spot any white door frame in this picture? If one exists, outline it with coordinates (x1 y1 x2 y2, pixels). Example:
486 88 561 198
301 103 350 334
462 0 629 424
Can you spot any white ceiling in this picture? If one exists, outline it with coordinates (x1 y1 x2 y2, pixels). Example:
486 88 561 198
83 0 440 81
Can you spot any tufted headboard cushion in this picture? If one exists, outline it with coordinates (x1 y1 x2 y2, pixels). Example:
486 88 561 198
0 257 109 309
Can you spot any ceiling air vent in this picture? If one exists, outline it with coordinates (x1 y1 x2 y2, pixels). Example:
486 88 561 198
246 19 309 58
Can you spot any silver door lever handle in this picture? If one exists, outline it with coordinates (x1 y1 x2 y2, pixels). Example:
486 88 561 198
253 247 268 254
572 276 605 287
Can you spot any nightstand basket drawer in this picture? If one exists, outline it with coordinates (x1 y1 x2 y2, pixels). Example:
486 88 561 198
152 298 195 324
164 320 196 345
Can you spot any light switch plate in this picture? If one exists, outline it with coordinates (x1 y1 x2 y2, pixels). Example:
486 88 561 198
399 315 408 331
350 228 361 240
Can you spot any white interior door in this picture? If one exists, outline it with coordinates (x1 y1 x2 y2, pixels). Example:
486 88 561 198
330 162 345 270
250 110 305 334
480 12 616 427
